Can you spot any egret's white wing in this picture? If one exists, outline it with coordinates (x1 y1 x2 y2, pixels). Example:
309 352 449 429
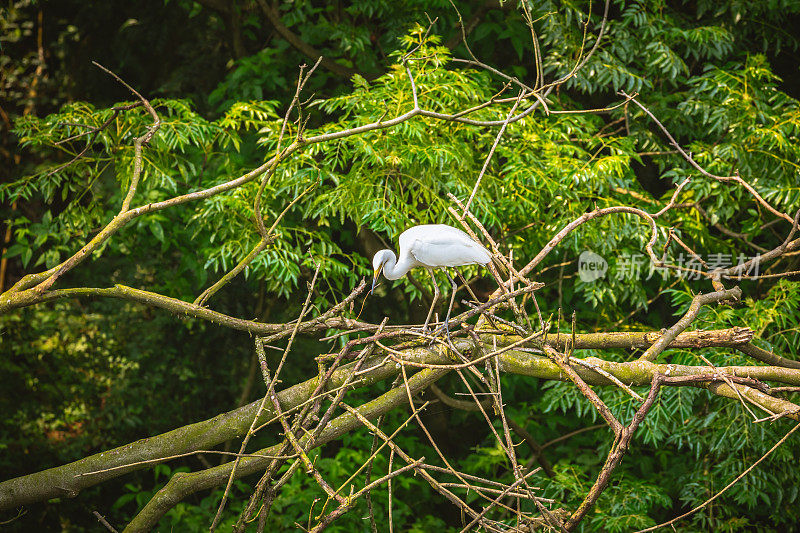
400 224 491 267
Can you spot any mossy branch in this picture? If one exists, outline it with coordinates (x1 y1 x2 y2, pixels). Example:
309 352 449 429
3 334 799 512
122 366 448 532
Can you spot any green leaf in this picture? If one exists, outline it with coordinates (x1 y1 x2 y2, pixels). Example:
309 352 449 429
3 243 25 259
150 221 165 243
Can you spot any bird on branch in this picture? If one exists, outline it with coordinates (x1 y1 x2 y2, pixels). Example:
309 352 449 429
370 224 492 339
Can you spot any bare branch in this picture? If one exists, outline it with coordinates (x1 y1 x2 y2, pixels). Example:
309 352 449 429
639 287 741 362
623 92 794 225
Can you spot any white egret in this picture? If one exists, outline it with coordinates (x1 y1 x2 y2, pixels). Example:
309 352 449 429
371 224 492 337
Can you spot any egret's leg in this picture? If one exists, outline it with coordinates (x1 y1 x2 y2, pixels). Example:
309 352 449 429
422 268 440 332
442 269 459 344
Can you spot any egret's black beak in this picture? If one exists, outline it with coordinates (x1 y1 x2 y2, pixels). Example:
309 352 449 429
370 266 382 295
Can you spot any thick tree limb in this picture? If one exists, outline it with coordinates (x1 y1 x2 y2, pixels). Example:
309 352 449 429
3 338 800 511
122 367 448 532
0 345 417 510
737 342 800 369
545 326 753 351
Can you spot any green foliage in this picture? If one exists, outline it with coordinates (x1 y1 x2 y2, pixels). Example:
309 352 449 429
541 466 671 532
3 0 800 531
209 44 292 112
0 296 250 468
7 2 800 313
0 302 138 463
112 464 250 531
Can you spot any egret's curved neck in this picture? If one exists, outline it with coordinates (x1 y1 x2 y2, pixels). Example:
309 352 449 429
382 250 417 280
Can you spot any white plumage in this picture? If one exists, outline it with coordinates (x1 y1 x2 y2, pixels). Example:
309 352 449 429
371 224 492 334
372 224 491 280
